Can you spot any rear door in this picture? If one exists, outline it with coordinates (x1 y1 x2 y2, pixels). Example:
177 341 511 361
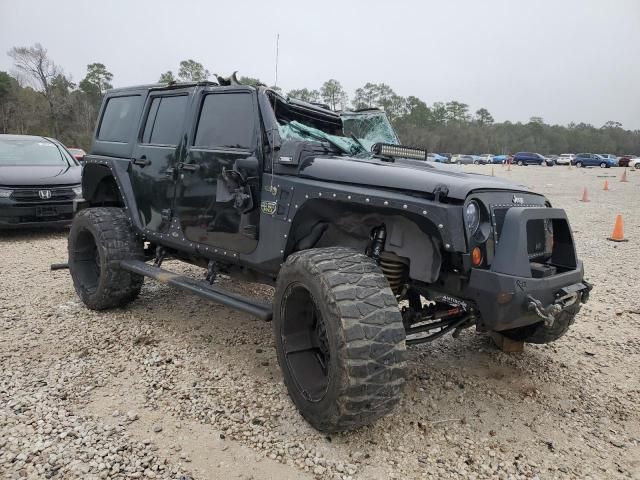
173 87 261 254
129 88 191 233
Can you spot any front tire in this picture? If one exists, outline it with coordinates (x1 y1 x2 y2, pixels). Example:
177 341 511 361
501 303 581 344
273 247 407 432
517 160 524 166
576 161 583 168
600 162 607 168
68 207 144 310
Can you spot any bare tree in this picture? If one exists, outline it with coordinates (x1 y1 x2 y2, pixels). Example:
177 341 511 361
8 43 62 136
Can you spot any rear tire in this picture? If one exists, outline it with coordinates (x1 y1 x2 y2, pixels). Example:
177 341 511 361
517 160 524 166
576 161 583 168
68 207 144 310
273 247 407 432
501 303 581 344
600 162 607 168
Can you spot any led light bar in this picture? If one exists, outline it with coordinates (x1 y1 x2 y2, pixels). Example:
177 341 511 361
372 143 427 161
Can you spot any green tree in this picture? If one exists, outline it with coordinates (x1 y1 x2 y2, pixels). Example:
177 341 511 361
159 71 176 83
445 101 469 123
177 59 209 82
238 76 263 86
320 79 347 110
475 108 494 126
352 82 379 109
287 88 320 102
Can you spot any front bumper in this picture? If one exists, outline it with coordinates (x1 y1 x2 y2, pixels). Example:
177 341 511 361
0 202 74 229
464 207 589 331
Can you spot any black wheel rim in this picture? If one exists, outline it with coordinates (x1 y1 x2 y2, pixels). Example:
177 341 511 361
72 228 101 294
280 283 330 402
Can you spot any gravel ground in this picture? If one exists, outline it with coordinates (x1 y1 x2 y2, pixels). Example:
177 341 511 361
1 164 639 479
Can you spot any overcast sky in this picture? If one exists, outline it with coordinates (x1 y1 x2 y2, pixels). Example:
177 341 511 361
1 0 639 129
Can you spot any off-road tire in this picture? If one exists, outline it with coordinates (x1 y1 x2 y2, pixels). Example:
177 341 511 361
68 207 144 310
501 303 581 344
273 247 407 432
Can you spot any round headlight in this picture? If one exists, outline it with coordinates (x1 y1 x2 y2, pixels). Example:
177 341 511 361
465 201 480 234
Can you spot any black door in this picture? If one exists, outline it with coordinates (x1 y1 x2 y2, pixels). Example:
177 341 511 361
174 87 261 253
129 90 190 233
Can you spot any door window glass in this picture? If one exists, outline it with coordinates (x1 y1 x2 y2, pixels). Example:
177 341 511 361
194 93 255 150
97 95 142 143
142 95 188 146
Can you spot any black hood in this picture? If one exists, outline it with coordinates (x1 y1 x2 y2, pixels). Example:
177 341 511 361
298 156 533 200
0 165 82 187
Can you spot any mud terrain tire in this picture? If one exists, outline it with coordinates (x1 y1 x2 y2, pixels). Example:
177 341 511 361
68 207 143 310
501 303 581 344
273 247 407 432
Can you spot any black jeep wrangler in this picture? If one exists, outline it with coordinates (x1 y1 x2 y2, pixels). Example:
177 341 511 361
68 79 590 432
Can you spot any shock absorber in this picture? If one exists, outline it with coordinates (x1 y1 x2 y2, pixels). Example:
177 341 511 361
368 225 386 260
368 225 409 295
379 251 409 295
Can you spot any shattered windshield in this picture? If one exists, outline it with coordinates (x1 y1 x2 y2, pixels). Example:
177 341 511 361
341 111 399 150
276 106 399 157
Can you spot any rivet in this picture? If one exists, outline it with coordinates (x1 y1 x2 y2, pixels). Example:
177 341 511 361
318 192 322 196
332 193 336 197
305 194 308 199
280 250 284 254
347 195 351 200
383 201 389 206
365 198 370 202
224 251 227 255
403 204 407 209
294 204 298 208
438 224 444 229
422 210 427 215
215 249 218 253
233 253 237 257
284 234 287 238
445 243 451 249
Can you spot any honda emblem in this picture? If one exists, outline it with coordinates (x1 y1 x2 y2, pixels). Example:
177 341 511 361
38 190 52 200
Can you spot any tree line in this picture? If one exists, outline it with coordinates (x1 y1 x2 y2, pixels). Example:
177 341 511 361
1 43 638 155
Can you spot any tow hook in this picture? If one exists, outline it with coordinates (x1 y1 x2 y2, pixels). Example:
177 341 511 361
526 295 563 327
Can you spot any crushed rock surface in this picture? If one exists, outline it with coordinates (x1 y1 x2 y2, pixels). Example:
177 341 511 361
1 165 639 479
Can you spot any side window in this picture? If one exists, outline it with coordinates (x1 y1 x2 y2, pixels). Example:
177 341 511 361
194 93 255 150
141 95 188 146
97 95 142 143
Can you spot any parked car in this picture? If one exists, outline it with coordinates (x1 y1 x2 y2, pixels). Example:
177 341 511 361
512 152 552 166
438 153 452 161
0 134 82 228
629 157 640 169
598 154 619 166
470 155 488 165
67 147 87 162
572 153 615 168
492 154 512 164
616 155 633 167
451 154 476 164
478 154 494 163
556 154 575 165
427 152 448 163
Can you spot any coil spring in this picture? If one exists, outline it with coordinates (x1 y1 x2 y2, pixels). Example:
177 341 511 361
379 252 409 295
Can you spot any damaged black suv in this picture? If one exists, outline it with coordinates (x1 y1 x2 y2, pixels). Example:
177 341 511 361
67 78 590 432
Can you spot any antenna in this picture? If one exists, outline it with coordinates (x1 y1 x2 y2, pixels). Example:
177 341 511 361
274 33 280 88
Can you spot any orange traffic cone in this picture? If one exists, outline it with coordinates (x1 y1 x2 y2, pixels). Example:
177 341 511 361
580 187 590 202
620 169 629 182
603 180 609 191
607 214 627 242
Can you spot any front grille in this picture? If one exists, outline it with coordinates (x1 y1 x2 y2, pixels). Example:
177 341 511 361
10 187 75 202
491 204 551 260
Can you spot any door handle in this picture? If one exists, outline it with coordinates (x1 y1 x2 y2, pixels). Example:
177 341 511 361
132 156 151 167
179 162 200 172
